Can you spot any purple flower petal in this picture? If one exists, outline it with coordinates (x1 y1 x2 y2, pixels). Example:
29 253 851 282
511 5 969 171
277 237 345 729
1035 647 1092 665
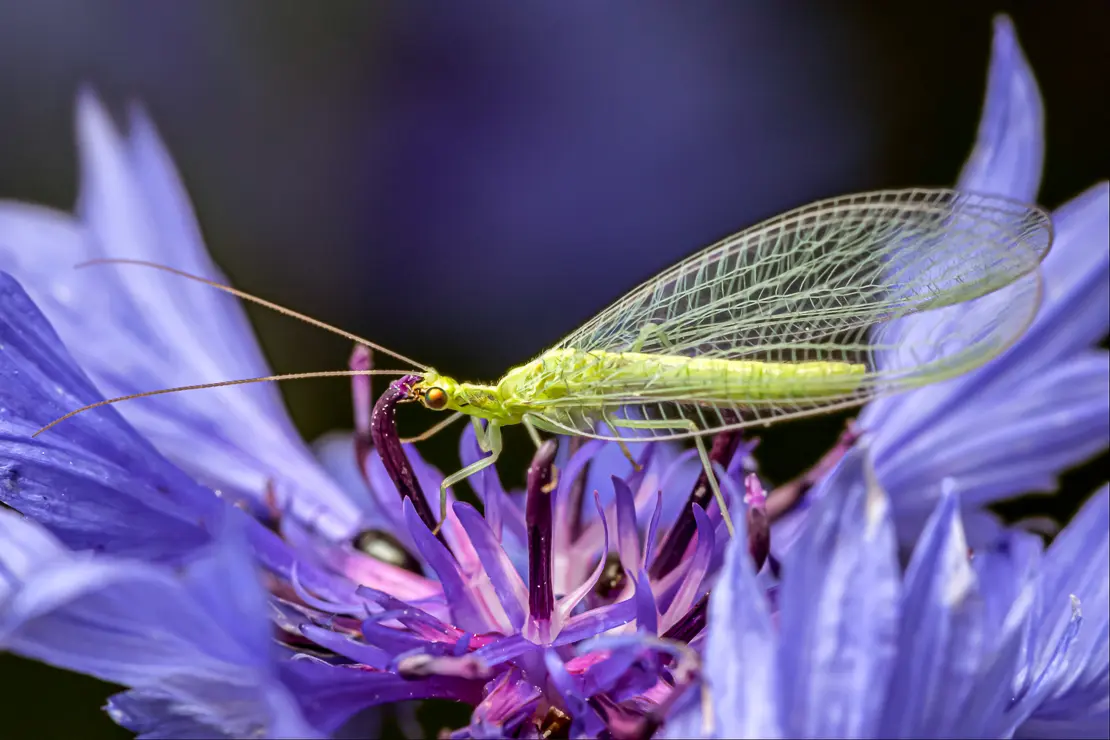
543 649 607 738
955 588 1033 737
554 493 611 631
777 444 900 738
299 624 391 668
464 668 541 737
662 504 713 632
106 689 251 740
554 438 605 546
402 499 486 632
642 491 663 573
0 510 319 737
1001 185 1110 370
454 502 528 632
957 16 1043 201
0 272 217 561
612 476 641 575
632 570 658 636
280 658 481 734
472 634 533 667
0 93 362 539
556 600 637 645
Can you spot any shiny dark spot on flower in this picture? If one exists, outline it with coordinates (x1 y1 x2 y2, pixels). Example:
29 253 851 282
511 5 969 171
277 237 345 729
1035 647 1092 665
352 528 421 573
540 706 572 739
593 552 627 600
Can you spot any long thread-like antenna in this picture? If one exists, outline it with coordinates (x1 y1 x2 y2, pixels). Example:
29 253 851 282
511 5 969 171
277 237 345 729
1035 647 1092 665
33 369 412 437
77 258 429 371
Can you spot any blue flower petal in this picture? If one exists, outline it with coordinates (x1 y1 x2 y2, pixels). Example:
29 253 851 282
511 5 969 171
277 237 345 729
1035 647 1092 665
879 493 992 736
1016 487 1110 737
0 510 319 737
662 481 779 739
957 16 1044 201
106 690 239 739
106 686 321 740
0 271 217 561
860 12 1107 540
777 445 900 737
862 182 1109 537
311 430 407 536
880 351 1109 518
543 649 607 738
971 527 1044 631
1002 184 1110 370
632 570 658 636
0 92 362 539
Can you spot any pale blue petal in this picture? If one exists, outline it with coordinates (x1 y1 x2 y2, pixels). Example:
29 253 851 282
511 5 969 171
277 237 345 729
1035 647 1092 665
0 271 217 561
957 16 1043 201
311 430 404 534
1016 487 1110 737
860 13 1107 538
862 182 1109 538
971 527 1044 631
777 445 900 738
703 494 781 738
0 92 361 539
0 510 319 737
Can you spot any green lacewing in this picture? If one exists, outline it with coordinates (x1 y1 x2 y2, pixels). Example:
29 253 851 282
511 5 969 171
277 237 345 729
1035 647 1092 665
38 188 1052 536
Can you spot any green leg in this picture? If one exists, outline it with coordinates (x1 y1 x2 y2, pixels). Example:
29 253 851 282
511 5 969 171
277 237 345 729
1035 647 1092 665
629 321 674 352
600 409 642 471
609 417 735 538
472 417 492 453
522 415 544 449
434 421 503 534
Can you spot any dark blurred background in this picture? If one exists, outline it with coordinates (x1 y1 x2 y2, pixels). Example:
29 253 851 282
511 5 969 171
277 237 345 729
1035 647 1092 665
0 2 1106 737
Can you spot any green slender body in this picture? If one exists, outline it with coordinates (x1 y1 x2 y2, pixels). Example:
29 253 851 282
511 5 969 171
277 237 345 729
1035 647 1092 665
417 349 867 428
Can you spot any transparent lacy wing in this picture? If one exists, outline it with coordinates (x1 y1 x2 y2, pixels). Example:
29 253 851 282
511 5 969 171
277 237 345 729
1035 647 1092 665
529 188 1050 441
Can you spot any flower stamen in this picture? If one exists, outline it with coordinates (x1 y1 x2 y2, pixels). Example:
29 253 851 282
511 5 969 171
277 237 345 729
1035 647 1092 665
370 375 444 541
528 440 559 633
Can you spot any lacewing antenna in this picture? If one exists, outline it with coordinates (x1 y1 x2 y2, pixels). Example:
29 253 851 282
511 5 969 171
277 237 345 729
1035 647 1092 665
32 369 412 437
76 258 429 371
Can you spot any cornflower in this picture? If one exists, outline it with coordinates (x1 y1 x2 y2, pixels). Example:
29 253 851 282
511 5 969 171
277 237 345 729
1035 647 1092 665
0 14 1106 739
